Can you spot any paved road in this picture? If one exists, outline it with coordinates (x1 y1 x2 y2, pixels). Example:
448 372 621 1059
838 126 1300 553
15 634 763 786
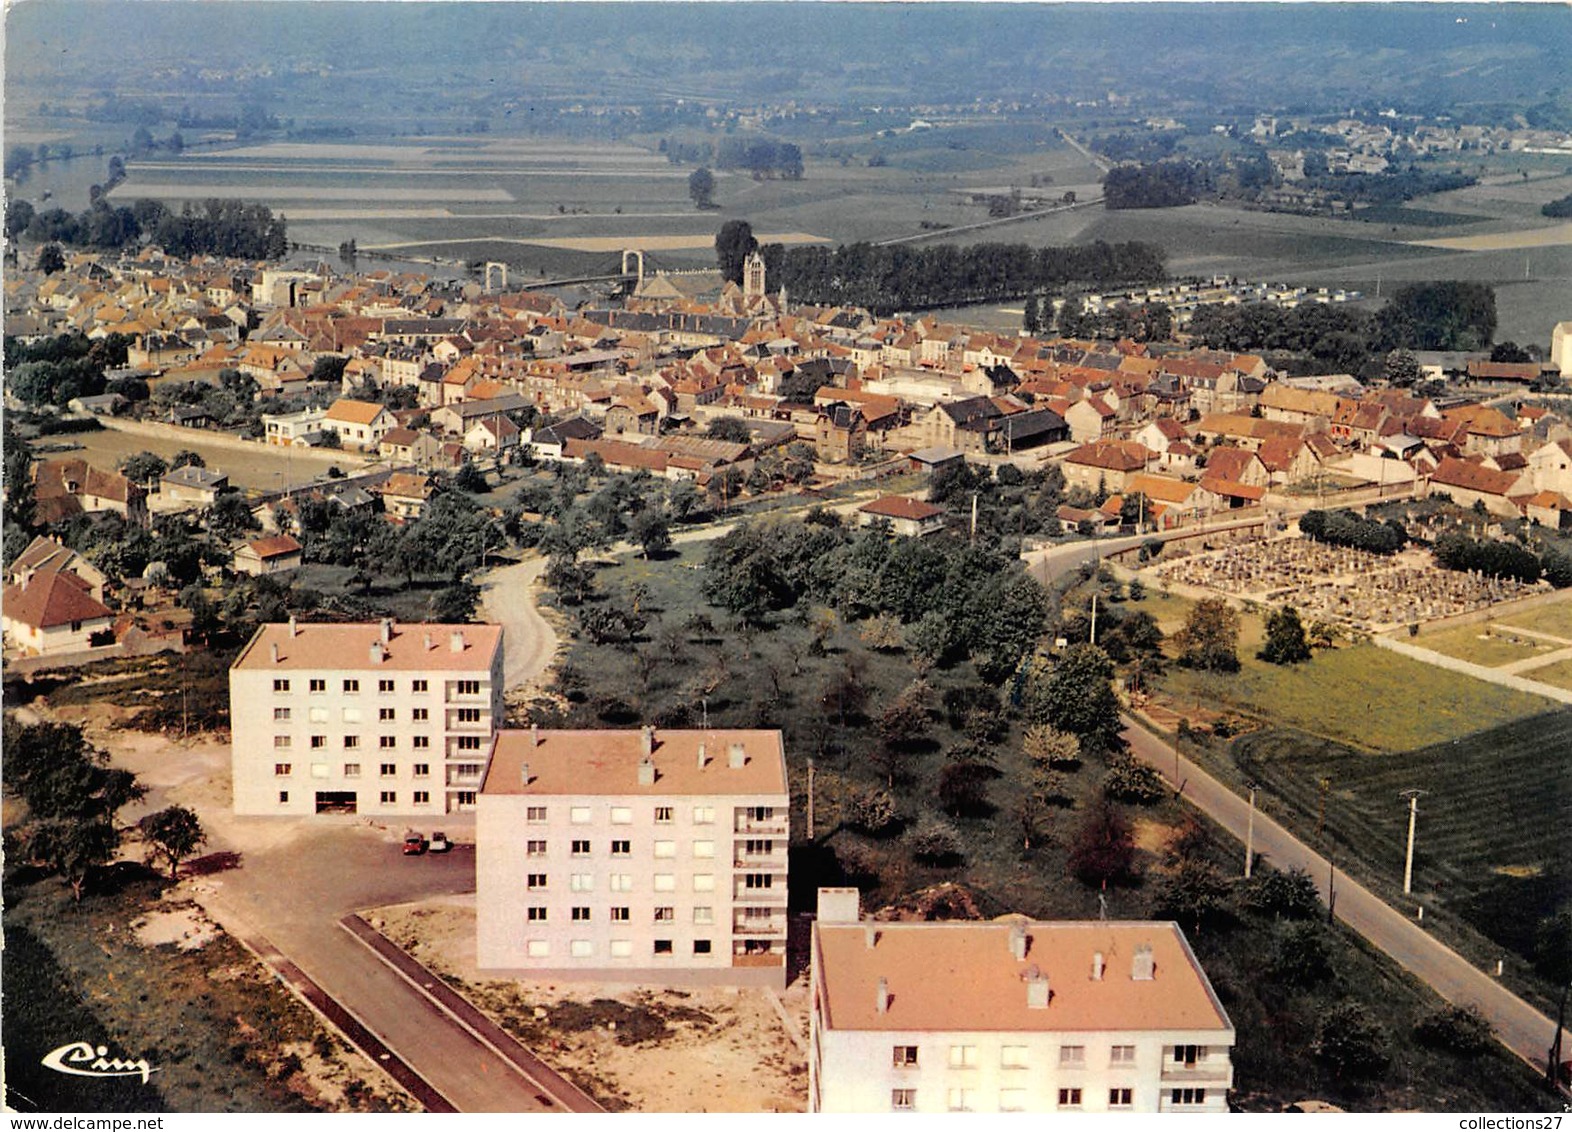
1123 716 1572 1082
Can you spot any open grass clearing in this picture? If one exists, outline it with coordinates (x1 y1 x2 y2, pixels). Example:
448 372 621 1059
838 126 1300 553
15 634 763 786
116 182 516 202
1412 624 1559 668
1519 656 1572 691
1413 221 1572 250
1493 597 1572 641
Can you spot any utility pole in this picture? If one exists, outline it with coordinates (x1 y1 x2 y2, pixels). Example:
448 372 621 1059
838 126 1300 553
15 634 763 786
970 492 978 543
1090 592 1098 647
1244 783 1257 879
1316 777 1331 844
806 758 815 840
1401 788 1426 895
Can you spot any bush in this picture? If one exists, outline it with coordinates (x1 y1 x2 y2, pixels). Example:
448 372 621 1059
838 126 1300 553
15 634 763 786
1101 759 1168 804
1244 866 1323 920
1312 1001 1390 1079
1269 921 1336 987
845 787 899 836
908 818 963 865
1413 1004 1494 1055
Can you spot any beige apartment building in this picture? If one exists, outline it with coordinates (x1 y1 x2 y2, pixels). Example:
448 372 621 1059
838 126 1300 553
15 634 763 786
230 619 504 816
476 727 789 988
809 891 1235 1114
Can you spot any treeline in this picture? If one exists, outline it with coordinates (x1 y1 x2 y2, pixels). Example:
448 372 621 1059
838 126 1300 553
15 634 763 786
1299 508 1407 555
1543 193 1572 219
660 135 803 179
758 239 1166 315
1187 281 1497 366
1433 532 1572 588
3 332 131 407
701 515 1049 683
1103 161 1210 210
1307 168 1476 205
8 198 287 259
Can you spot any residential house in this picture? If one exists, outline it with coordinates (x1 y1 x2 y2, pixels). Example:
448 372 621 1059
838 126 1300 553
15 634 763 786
857 496 945 537
157 465 230 512
31 458 146 526
1426 456 1528 518
3 569 117 657
233 534 305 577
379 427 444 469
1061 441 1157 495
380 473 435 521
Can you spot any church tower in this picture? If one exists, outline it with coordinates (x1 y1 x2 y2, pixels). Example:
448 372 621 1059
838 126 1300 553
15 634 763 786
743 250 767 303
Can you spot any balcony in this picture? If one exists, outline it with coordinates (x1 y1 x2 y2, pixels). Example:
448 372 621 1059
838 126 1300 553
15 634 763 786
1160 1062 1231 1084
733 881 786 903
444 712 490 731
446 769 485 787
732 918 787 937
731 950 785 969
733 849 788 870
733 815 788 835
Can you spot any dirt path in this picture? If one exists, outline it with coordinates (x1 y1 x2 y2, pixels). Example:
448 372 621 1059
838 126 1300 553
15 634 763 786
476 555 559 695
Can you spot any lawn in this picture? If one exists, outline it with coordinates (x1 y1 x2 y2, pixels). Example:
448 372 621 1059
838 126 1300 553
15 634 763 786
1412 624 1556 669
1495 598 1572 642
1519 656 1572 691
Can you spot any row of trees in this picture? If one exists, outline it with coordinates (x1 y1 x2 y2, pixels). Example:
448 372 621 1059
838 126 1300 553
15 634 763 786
4 331 132 406
1432 531 1572 587
1103 160 1210 209
663 136 804 179
9 197 287 259
1300 508 1408 555
752 236 1167 315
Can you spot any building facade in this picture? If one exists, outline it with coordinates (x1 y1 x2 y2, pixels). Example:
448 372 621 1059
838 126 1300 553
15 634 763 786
476 727 789 988
229 619 504 816
809 894 1235 1114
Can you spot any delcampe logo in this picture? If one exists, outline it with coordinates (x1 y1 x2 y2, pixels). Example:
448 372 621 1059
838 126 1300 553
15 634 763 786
41 1041 158 1084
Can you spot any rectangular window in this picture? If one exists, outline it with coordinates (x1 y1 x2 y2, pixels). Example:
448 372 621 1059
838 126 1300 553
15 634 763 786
310 735 326 749
1173 1045 1203 1067
526 806 547 823
609 806 632 825
749 805 773 822
693 906 713 925
344 763 360 778
654 806 673 824
1109 1088 1132 1108
457 791 476 806
1110 1045 1136 1064
653 939 673 955
609 940 632 958
946 1088 974 1113
1000 1046 1028 1069
274 763 292 776
891 1089 915 1112
378 679 395 694
693 939 711 955
278 790 289 804
413 763 429 778
571 906 591 922
693 840 715 859
454 680 480 696
609 874 633 892
310 763 329 779
893 1046 919 1068
571 839 590 856
653 874 675 892
273 706 291 720
526 940 549 958
412 708 428 722
1058 1088 1082 1108
380 791 396 805
693 874 715 892
342 707 362 724
344 735 360 750
273 679 291 693
569 873 593 892
309 679 326 693
653 840 675 858
1171 1089 1206 1106
610 907 630 922
413 736 430 749
692 805 714 825
570 939 592 958
948 1046 977 1069
526 840 547 857
653 907 674 922
1060 1045 1085 1066
743 839 772 856
527 907 548 922
569 806 592 825
456 736 482 751
380 763 397 777
745 874 772 890
412 679 428 694
380 736 397 750
379 707 396 721
527 874 547 890
308 707 329 723
610 840 631 856
457 708 481 723
998 1089 1027 1113
343 679 360 694
274 735 292 749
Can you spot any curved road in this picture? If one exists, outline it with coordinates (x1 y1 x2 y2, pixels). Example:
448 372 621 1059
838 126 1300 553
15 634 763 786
478 555 559 693
1124 715 1571 1084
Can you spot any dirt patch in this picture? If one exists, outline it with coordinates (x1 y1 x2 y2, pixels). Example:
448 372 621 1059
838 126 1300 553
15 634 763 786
1412 222 1572 250
133 903 220 951
1132 819 1171 856
369 898 806 1112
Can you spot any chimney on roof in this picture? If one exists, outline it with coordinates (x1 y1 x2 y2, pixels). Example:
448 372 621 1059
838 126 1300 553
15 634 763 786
637 755 656 787
270 642 280 663
424 632 434 651
450 630 465 654
641 725 655 758
1092 951 1105 981
520 761 531 787
1009 921 1029 962
864 925 879 949
380 617 393 643
1026 969 1050 1010
288 615 298 637
1132 944 1155 981
728 742 746 769
697 743 708 769
875 976 890 1015
370 641 385 664
531 723 540 748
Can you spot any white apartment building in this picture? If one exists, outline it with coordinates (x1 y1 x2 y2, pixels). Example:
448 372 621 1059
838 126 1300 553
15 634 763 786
476 726 789 988
230 619 504 816
809 891 1235 1114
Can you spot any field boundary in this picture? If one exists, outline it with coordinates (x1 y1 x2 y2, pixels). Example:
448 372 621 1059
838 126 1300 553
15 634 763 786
1404 587 1572 638
93 416 373 469
1371 634 1572 704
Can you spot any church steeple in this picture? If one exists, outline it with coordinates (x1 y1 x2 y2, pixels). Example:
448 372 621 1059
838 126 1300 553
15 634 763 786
743 250 767 302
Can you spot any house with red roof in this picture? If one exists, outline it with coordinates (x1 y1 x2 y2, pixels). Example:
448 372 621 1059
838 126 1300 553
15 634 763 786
3 569 117 656
233 534 304 577
856 496 945 537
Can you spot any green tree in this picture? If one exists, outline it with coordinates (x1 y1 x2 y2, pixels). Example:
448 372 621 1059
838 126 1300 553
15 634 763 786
1313 1002 1390 1080
1259 605 1311 665
938 760 993 816
37 243 66 274
430 578 481 622
1244 866 1323 920
1027 644 1124 756
1153 858 1235 934
629 510 671 559
1382 348 1420 387
1270 921 1336 987
908 817 962 865
714 219 758 285
1174 597 1240 672
1414 1004 1495 1055
845 787 898 836
1023 724 1081 770
705 416 753 444
138 805 207 879
170 448 206 470
1068 801 1138 887
688 166 716 209
121 451 168 488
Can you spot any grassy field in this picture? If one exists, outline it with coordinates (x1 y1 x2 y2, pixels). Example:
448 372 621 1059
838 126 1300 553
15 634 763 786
1521 656 1572 691
1495 600 1572 641
1412 624 1558 668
